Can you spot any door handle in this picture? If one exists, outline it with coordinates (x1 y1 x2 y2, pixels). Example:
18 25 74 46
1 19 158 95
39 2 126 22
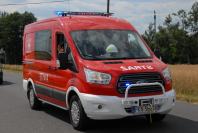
48 66 58 70
23 60 33 65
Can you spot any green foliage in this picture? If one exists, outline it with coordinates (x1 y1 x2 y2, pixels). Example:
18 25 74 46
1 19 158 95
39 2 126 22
144 2 198 64
0 11 36 64
0 2 198 65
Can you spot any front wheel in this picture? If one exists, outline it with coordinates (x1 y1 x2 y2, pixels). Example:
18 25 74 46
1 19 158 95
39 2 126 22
69 95 89 131
146 114 166 122
28 85 42 110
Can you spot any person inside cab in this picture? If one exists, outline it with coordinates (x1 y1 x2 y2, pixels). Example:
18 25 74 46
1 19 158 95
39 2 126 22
57 43 68 69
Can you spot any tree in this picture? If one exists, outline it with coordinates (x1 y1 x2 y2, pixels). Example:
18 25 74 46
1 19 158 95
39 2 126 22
0 11 36 64
143 23 156 49
188 2 198 34
173 9 189 30
144 2 198 64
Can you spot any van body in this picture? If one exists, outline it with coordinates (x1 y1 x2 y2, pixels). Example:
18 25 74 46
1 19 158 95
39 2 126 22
23 13 175 130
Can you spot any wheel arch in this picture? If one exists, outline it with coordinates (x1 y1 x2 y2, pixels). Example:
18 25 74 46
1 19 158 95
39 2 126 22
27 78 37 96
66 86 83 108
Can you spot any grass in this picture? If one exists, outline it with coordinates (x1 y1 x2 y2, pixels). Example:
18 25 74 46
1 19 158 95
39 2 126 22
2 64 198 103
170 65 198 103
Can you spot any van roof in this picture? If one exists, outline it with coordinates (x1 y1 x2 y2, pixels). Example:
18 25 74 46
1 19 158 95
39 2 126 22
25 16 137 32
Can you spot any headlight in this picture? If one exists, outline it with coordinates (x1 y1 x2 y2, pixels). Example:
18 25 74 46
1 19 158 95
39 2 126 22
162 67 171 81
84 68 111 84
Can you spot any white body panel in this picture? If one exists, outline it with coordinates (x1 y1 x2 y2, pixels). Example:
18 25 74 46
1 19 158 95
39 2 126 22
79 89 175 120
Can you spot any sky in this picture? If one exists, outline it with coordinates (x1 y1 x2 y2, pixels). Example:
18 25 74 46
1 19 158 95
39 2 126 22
0 0 197 33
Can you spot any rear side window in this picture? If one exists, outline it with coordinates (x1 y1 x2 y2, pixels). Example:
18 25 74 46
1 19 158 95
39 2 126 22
35 30 52 60
25 33 32 54
24 33 34 59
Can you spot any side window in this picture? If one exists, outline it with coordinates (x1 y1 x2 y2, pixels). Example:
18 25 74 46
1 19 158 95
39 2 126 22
56 33 68 56
35 30 52 60
25 33 32 54
56 33 77 72
24 33 34 59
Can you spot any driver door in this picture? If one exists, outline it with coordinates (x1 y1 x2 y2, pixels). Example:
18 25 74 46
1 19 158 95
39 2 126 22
47 31 73 107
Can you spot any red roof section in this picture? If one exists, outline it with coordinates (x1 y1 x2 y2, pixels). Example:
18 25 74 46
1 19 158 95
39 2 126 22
25 16 137 32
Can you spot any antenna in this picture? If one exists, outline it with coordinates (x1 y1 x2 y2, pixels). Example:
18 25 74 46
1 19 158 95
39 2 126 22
107 0 110 13
154 10 157 33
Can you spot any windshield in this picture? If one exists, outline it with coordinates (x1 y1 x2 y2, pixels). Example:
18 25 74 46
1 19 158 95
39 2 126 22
71 30 151 60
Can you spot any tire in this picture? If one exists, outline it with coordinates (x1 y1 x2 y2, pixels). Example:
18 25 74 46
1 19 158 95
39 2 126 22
69 95 89 131
28 85 42 110
146 114 166 122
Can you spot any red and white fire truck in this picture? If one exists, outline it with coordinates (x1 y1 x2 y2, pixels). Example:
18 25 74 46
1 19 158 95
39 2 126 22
23 12 175 130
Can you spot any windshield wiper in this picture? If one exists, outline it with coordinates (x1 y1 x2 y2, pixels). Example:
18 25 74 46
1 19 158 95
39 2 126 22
83 55 152 60
83 54 99 60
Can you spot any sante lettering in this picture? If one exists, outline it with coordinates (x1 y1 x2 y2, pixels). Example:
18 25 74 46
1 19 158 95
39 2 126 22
120 65 154 71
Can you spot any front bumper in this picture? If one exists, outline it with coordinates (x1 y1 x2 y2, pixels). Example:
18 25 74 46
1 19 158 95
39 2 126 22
79 89 176 120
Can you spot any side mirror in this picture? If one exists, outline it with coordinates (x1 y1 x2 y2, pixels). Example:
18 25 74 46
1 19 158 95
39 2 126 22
57 52 78 72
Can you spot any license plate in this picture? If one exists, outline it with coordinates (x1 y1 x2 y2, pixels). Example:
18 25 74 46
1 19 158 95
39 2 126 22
131 98 155 113
131 104 154 113
139 98 154 106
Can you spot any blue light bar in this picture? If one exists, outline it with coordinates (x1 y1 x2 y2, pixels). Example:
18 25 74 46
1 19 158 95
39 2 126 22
55 11 65 16
55 11 113 17
125 83 130 87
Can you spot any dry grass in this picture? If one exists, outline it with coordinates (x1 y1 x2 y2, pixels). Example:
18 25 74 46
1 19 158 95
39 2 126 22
170 65 198 103
2 64 22 72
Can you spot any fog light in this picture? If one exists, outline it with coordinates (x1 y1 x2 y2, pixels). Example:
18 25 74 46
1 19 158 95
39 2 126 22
98 105 102 110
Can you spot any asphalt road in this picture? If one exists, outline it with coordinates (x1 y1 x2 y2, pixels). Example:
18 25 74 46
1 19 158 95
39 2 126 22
0 71 198 133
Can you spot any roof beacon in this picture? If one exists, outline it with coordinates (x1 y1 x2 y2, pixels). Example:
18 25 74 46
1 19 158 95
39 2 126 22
55 11 113 17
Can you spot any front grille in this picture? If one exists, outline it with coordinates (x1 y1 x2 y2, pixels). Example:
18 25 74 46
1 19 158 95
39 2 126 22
117 73 165 94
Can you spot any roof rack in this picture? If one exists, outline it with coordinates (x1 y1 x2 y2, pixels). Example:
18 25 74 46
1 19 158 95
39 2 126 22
55 11 113 17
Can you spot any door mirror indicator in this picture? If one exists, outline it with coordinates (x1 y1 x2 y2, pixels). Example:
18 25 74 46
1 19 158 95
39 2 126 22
56 60 60 68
